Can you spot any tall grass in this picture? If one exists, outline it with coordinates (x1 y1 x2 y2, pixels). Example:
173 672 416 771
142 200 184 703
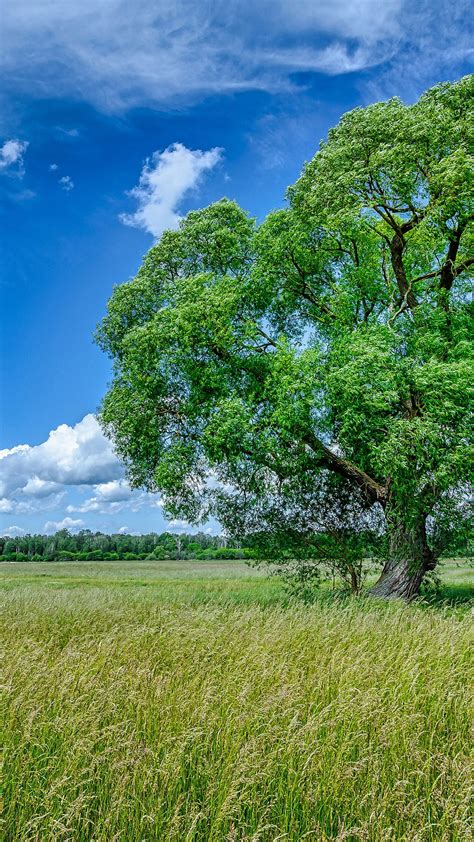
1 563 472 840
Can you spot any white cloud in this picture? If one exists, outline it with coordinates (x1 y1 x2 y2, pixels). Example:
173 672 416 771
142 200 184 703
269 0 401 41
0 415 171 533
59 175 74 191
66 484 162 515
22 477 62 497
44 517 85 534
0 139 28 174
56 127 80 138
167 518 189 533
120 143 222 239
0 414 121 500
0 492 66 516
0 413 217 533
118 525 130 534
3 1 466 114
11 188 36 201
94 480 133 502
0 498 38 514
362 3 474 102
2 525 26 537
49 163 58 171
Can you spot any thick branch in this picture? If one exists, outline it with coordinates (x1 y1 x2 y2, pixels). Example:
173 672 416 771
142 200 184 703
390 232 418 309
452 258 474 278
408 257 474 289
303 433 388 505
440 219 473 291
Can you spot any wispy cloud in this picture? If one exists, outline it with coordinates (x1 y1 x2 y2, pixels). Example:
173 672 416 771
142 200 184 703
9 188 36 202
120 143 222 239
59 175 74 191
55 126 80 138
167 518 190 533
2 1 469 114
360 1 473 102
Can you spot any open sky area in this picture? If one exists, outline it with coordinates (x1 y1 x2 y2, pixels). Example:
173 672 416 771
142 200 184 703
1 0 472 537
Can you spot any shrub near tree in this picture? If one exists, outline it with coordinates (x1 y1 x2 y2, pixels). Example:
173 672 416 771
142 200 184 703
96 77 473 599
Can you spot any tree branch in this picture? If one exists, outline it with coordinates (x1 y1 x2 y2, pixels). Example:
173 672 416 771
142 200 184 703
440 219 473 290
302 433 388 505
390 232 418 309
286 252 336 319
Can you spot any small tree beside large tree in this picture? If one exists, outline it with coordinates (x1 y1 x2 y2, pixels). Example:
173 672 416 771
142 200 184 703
97 77 473 599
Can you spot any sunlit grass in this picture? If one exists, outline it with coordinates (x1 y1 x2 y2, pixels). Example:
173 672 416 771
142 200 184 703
1 559 472 840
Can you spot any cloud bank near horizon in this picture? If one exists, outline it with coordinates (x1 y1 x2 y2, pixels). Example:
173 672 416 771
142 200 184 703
0 415 165 534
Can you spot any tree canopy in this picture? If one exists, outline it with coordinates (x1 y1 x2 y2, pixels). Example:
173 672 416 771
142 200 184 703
97 77 473 598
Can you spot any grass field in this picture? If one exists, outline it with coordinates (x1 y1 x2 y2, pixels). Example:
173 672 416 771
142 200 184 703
1 558 473 840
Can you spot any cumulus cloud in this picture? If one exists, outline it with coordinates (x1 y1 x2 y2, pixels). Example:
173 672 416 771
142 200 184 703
0 413 218 535
0 414 121 501
0 414 171 533
0 492 66 516
167 518 189 533
44 517 85 534
2 525 26 537
0 499 15 513
94 480 133 502
22 477 63 498
2 1 468 113
49 163 58 171
0 139 28 174
120 143 222 239
66 484 162 516
59 175 74 191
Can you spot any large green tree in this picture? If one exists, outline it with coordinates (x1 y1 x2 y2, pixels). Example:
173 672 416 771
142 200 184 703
97 77 473 599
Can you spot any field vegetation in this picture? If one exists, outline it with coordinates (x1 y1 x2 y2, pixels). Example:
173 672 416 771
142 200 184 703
2 558 472 841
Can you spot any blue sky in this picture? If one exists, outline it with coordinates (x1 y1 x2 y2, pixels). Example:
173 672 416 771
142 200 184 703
1 0 472 537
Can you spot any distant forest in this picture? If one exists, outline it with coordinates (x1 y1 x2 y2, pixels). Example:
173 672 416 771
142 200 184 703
0 530 254 562
1 526 470 564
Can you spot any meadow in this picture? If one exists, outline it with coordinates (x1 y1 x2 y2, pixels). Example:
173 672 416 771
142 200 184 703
2 558 472 841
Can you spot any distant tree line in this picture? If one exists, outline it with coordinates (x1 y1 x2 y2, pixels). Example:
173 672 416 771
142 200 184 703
0 529 255 562
1 524 469 578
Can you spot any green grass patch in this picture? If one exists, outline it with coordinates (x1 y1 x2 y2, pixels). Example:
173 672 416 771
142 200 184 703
1 559 472 840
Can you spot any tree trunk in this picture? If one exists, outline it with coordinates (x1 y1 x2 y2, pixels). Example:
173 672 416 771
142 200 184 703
349 564 360 595
369 517 436 600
